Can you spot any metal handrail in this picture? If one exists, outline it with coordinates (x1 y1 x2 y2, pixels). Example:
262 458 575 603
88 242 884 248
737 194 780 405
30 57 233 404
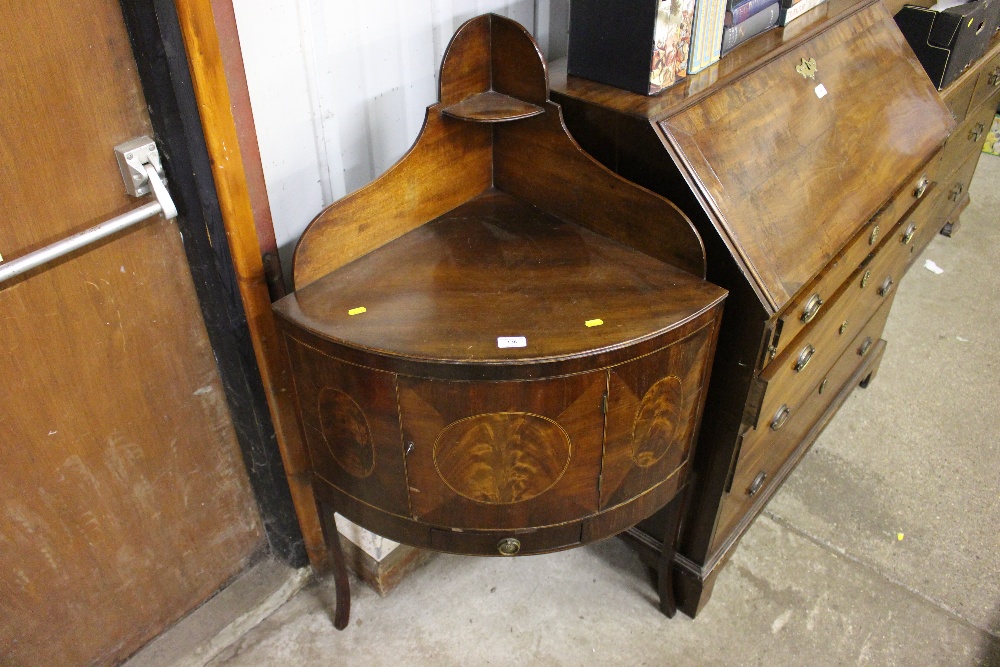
0 163 177 286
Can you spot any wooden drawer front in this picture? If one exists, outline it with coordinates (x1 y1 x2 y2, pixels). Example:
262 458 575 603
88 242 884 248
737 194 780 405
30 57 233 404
753 216 911 435
283 336 411 517
770 163 935 365
712 300 893 552
938 100 998 184
429 522 583 556
969 49 1000 115
397 371 607 530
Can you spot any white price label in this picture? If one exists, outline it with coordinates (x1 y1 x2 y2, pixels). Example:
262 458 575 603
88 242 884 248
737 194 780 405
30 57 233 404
497 336 527 348
815 83 828 99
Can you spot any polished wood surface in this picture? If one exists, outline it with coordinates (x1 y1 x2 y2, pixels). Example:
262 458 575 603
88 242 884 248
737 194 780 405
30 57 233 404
275 13 727 625
661 2 953 312
1 1 262 663
279 191 721 376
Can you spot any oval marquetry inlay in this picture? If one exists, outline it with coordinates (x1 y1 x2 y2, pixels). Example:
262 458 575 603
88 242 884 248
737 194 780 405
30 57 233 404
632 376 683 468
317 387 375 478
433 412 571 504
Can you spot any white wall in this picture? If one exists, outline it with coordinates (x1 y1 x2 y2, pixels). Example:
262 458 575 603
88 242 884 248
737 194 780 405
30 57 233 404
233 0 569 280
232 0 569 561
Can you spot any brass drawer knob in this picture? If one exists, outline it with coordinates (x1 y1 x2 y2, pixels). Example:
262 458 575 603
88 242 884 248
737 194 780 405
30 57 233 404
861 270 871 289
795 344 816 372
801 294 823 323
869 224 880 246
859 337 874 357
497 538 521 556
970 123 986 142
913 176 929 199
878 276 894 297
771 404 791 431
748 471 768 496
902 222 917 245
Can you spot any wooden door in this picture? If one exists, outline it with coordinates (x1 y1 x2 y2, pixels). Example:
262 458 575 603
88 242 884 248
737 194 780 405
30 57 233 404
0 1 264 664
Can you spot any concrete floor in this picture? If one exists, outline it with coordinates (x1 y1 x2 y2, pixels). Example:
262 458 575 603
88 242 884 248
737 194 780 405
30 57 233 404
138 156 1000 666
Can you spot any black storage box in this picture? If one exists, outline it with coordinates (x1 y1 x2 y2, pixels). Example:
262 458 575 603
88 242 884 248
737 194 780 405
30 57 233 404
895 0 1000 89
568 0 696 96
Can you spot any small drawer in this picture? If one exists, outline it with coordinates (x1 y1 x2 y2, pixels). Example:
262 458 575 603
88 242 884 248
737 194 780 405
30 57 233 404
937 100 998 182
768 163 936 365
712 300 893 552
429 522 583 556
969 49 1000 116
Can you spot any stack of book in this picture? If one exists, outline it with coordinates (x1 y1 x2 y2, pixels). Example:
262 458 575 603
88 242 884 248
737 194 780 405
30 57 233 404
688 0 829 72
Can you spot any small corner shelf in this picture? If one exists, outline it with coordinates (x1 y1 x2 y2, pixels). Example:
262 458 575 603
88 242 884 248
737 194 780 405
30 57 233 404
441 90 544 122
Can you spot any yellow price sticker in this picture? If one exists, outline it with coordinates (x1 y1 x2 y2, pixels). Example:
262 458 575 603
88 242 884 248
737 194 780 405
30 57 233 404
585 319 604 328
348 307 367 316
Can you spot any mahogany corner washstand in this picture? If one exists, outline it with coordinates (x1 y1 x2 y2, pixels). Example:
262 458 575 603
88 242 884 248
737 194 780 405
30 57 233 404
272 14 726 628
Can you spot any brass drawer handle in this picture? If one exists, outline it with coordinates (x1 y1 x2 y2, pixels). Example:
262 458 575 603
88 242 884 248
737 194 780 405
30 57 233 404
497 538 521 556
902 221 917 245
970 123 986 142
771 404 791 431
859 337 874 357
878 276 894 297
795 344 816 372
801 294 823 323
748 471 768 496
913 176 929 199
990 67 1000 86
949 182 965 201
869 224 880 246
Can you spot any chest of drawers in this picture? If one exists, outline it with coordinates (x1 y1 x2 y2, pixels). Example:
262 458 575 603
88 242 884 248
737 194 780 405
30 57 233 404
550 0 957 616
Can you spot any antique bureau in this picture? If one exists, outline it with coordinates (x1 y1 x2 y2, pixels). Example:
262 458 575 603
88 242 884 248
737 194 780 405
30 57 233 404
550 0 962 616
272 15 727 627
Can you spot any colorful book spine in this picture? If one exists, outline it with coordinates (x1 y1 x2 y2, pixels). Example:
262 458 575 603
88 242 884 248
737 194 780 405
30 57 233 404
778 0 828 26
649 0 698 92
720 1 780 54
688 0 728 74
726 0 780 25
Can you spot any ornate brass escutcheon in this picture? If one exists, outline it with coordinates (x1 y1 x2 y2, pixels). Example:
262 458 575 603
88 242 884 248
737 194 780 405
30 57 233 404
796 57 818 79
861 270 871 289
869 224 880 246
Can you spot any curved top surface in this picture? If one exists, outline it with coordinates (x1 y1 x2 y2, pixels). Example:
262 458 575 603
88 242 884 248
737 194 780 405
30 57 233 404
275 191 725 371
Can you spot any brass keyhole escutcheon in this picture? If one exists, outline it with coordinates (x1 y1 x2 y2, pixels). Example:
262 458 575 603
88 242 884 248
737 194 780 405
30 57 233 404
796 57 817 79
819 378 829 394
497 537 521 556
869 224 880 246
840 320 849 335
861 270 871 289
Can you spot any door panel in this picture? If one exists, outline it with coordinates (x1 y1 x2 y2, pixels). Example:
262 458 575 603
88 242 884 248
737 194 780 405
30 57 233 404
0 1 264 664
